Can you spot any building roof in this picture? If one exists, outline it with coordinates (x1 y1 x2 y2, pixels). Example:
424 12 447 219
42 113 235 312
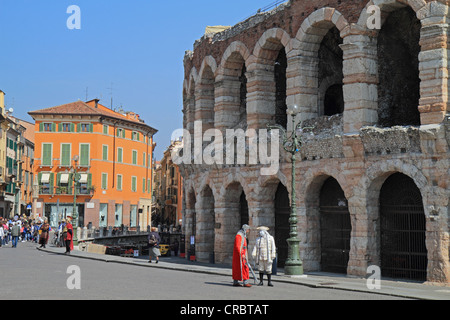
29 100 158 135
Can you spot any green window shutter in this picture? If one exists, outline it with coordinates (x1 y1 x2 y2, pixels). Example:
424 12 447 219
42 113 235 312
148 179 151 194
122 129 125 139
117 175 122 190
132 150 137 165
80 144 90 166
137 133 140 141
58 123 62 132
39 123 44 132
77 123 81 132
103 125 108 135
117 148 123 163
89 123 94 133
56 173 61 187
70 123 75 132
38 172 42 185
142 178 146 193
42 144 52 166
51 123 56 132
61 144 71 166
143 152 146 167
101 173 107 190
49 173 54 193
87 173 92 188
131 176 136 192
102 145 108 161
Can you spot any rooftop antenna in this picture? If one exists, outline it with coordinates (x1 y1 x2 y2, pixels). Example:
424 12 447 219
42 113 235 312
107 82 114 109
85 87 89 101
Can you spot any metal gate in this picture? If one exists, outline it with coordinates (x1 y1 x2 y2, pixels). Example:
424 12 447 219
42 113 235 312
380 173 427 281
320 178 351 274
275 183 290 267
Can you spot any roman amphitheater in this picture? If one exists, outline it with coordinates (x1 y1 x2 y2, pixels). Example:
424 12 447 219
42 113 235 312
179 0 450 283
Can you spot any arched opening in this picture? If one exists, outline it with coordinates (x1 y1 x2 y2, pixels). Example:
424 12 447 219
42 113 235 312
380 173 427 281
239 191 249 227
275 182 290 268
319 27 344 117
324 84 344 116
319 177 351 274
197 185 215 263
377 6 421 127
198 65 215 131
223 52 247 129
275 48 287 128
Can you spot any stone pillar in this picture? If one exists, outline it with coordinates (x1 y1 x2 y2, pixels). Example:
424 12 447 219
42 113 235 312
417 3 450 125
195 81 215 133
287 53 319 122
246 63 276 130
341 28 379 133
214 77 242 132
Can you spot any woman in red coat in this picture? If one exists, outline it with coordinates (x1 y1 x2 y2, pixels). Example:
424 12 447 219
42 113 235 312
64 216 74 254
232 224 251 287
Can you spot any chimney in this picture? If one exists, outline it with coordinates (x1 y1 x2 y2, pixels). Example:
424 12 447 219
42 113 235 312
0 90 4 110
94 99 99 108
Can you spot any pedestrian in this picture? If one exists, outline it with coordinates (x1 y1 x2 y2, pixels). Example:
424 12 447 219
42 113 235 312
232 224 252 287
252 226 277 287
39 218 50 248
0 223 4 248
11 222 21 248
172 240 179 257
63 217 74 254
147 227 161 263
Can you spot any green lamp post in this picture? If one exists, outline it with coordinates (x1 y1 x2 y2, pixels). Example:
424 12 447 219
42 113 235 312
268 105 314 276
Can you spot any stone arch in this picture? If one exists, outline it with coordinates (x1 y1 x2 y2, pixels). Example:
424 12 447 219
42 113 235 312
215 41 252 131
216 180 249 263
253 28 292 63
356 0 427 28
186 69 198 134
249 28 292 129
293 8 349 122
195 183 216 263
196 56 218 132
356 0 449 126
300 168 351 272
350 160 430 276
183 185 197 256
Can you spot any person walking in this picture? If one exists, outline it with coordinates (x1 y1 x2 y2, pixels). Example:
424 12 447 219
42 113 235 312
232 224 252 287
63 217 74 254
39 218 50 248
147 227 161 263
0 223 4 248
252 226 277 287
11 222 21 248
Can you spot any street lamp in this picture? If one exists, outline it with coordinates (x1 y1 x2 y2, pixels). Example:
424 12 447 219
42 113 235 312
70 155 81 246
268 105 314 276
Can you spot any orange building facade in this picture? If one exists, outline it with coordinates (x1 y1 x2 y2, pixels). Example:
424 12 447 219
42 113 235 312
29 99 157 230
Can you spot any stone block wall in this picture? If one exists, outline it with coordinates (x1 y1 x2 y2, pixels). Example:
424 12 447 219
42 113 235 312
180 0 450 284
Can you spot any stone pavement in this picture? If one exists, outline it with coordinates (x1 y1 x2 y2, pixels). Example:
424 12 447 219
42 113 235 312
38 245 450 300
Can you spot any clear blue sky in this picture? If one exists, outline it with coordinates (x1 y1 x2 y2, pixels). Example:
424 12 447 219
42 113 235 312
0 0 279 160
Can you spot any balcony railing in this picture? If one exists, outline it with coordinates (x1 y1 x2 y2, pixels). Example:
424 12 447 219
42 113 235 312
39 186 95 196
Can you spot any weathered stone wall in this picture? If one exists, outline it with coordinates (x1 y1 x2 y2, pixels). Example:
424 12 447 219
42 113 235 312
181 0 450 284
